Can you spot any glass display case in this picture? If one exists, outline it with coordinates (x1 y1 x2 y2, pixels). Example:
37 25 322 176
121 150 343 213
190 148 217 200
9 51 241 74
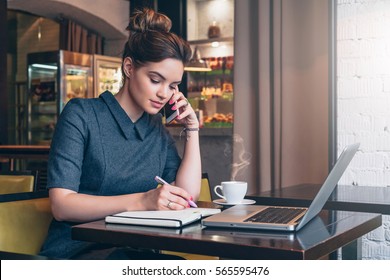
93 54 122 97
186 0 234 128
27 50 93 145
28 63 57 146
63 65 91 107
27 51 123 145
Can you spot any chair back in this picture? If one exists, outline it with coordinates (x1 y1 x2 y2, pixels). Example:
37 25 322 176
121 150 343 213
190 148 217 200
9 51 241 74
156 173 212 202
199 173 212 202
0 191 52 255
0 170 39 194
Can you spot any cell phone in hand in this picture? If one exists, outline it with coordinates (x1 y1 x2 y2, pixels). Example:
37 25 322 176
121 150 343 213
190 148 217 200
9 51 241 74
164 100 179 123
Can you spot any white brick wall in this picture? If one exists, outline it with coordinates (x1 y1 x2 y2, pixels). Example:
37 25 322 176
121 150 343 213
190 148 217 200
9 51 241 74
337 0 390 259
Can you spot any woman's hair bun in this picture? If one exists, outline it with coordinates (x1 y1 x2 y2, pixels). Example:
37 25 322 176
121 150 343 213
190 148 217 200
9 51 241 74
122 7 192 68
127 8 172 33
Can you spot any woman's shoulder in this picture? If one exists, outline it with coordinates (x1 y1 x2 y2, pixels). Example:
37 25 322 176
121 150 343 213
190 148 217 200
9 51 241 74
60 98 100 123
66 96 99 106
63 97 103 113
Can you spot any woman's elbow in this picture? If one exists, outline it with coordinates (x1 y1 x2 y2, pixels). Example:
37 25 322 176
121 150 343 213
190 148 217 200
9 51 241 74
50 202 67 221
48 188 74 221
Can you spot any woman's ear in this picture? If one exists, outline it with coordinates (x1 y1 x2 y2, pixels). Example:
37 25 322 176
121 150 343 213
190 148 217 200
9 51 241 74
123 57 133 78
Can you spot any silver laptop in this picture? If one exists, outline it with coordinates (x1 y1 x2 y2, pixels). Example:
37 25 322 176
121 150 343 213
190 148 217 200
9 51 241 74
202 143 359 231
203 215 331 249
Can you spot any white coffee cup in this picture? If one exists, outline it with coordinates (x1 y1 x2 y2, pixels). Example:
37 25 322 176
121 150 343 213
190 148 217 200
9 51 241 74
214 181 248 204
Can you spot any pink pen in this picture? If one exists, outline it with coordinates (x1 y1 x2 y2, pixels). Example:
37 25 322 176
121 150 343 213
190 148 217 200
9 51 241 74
154 176 198 208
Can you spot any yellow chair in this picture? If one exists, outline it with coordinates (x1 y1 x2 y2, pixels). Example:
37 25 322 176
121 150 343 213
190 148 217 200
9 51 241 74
0 191 53 255
0 170 39 194
163 173 219 260
199 173 212 202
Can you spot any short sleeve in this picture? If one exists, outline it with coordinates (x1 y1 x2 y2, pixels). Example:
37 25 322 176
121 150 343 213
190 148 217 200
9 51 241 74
47 99 89 191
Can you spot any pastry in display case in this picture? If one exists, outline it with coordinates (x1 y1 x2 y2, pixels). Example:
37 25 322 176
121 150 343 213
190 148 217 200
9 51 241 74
186 0 234 129
187 55 234 128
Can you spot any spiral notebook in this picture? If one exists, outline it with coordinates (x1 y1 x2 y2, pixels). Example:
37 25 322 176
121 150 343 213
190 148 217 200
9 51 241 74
105 208 221 228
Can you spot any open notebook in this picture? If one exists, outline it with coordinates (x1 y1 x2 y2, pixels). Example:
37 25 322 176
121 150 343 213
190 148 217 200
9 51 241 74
105 208 221 228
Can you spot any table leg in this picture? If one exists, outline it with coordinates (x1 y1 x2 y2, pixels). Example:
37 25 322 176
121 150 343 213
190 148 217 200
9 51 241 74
9 158 14 171
341 237 362 260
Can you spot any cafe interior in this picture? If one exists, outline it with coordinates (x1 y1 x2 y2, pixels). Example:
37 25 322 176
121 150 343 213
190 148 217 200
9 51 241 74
0 0 390 260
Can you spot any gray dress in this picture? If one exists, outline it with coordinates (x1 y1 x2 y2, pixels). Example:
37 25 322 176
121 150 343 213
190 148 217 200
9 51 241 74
40 91 181 259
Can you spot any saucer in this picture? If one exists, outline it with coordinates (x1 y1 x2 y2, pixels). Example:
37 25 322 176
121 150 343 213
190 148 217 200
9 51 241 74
213 199 256 206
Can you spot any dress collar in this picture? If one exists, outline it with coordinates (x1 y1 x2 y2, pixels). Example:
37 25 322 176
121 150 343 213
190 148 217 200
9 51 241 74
100 91 149 140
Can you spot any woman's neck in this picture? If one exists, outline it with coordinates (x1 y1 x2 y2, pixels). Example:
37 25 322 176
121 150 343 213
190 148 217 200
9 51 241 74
115 89 143 123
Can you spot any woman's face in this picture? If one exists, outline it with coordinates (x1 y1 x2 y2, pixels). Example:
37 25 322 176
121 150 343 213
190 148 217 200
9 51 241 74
126 58 184 116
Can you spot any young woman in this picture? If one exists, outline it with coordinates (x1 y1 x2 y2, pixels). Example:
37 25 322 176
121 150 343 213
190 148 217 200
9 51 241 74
40 8 201 259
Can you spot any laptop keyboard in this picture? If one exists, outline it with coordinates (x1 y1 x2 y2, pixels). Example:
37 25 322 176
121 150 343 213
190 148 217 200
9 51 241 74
244 207 306 224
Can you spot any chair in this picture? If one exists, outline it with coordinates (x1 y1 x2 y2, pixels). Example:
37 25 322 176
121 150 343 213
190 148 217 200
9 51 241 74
0 170 39 194
0 191 53 256
199 172 212 202
163 173 219 260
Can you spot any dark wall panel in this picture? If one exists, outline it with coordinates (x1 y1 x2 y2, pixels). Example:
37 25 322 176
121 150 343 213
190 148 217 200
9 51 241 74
0 0 8 144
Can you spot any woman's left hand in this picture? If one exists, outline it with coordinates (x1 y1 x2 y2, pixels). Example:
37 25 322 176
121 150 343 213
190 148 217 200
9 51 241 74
170 88 199 128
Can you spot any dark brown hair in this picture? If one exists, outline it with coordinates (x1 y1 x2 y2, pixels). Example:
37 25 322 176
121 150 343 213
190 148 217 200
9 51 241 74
122 8 192 69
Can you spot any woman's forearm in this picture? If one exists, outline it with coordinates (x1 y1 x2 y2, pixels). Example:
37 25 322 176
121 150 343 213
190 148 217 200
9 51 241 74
175 129 202 200
50 188 146 223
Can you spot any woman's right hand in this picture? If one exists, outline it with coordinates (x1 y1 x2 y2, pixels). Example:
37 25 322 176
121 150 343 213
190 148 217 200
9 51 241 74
142 183 192 210
49 185 191 223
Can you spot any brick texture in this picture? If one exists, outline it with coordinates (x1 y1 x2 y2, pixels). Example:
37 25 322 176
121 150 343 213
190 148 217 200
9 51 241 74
337 0 390 259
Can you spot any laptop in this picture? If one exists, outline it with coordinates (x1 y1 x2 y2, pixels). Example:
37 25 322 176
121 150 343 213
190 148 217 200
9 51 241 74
203 215 331 249
202 143 360 232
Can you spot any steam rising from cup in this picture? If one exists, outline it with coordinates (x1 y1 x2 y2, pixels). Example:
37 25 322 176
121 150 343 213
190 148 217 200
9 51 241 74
230 134 251 181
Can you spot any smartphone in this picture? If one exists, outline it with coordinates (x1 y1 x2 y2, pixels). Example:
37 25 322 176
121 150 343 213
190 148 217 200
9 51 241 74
164 100 179 123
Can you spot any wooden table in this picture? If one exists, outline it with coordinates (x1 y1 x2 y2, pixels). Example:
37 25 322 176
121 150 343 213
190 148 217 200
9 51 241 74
72 209 381 260
0 145 50 170
247 184 390 259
